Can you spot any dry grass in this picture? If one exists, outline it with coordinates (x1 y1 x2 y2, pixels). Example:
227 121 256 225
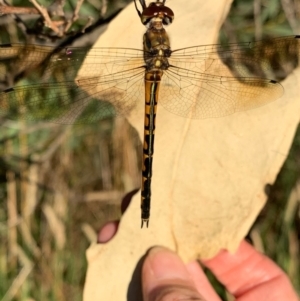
0 118 141 300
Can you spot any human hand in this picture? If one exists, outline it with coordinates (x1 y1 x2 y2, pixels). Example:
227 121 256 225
99 222 299 301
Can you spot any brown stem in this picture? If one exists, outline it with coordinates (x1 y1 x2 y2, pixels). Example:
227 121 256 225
0 5 39 15
28 0 62 36
64 0 84 33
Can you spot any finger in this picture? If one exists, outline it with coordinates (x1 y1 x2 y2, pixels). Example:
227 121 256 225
97 189 138 243
202 240 299 301
142 246 218 301
97 221 119 243
186 260 222 301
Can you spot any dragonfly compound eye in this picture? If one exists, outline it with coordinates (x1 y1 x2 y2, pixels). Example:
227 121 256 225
140 2 174 26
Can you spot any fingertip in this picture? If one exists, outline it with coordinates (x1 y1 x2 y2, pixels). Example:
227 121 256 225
142 247 207 301
97 220 119 243
143 247 189 287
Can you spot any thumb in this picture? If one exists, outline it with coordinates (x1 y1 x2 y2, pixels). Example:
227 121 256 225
142 246 206 301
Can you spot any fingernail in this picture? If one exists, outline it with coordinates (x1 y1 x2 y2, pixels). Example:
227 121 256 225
146 246 190 280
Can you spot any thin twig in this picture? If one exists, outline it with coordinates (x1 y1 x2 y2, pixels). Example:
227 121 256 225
100 0 108 17
81 16 93 33
73 0 84 20
48 0 65 17
281 0 300 33
0 3 30 38
64 0 84 33
253 0 262 40
0 5 39 15
28 0 62 35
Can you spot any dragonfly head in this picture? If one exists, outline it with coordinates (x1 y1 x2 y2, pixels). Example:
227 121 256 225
138 1 174 27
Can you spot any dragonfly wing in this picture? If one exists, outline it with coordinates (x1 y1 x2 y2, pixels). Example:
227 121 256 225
160 66 283 119
0 45 145 123
0 68 145 124
170 35 300 81
1 44 145 85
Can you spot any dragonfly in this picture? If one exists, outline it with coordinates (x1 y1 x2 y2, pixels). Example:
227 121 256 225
0 0 299 228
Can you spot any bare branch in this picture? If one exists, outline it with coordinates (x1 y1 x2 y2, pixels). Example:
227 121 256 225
81 16 93 33
0 5 39 15
100 0 107 17
253 0 262 40
64 0 84 33
28 0 62 36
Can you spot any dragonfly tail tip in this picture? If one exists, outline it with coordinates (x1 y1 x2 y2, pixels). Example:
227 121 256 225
141 219 149 228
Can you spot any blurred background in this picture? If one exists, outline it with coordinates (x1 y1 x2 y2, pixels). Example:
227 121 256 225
0 0 299 300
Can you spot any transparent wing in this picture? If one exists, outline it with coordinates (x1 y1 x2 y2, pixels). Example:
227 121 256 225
159 35 298 118
0 45 145 124
171 35 300 80
0 44 146 77
160 66 283 119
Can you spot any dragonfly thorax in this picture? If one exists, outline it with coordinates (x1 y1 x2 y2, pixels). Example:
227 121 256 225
143 25 171 71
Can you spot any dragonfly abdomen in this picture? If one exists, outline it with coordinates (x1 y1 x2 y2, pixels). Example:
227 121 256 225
141 71 162 228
